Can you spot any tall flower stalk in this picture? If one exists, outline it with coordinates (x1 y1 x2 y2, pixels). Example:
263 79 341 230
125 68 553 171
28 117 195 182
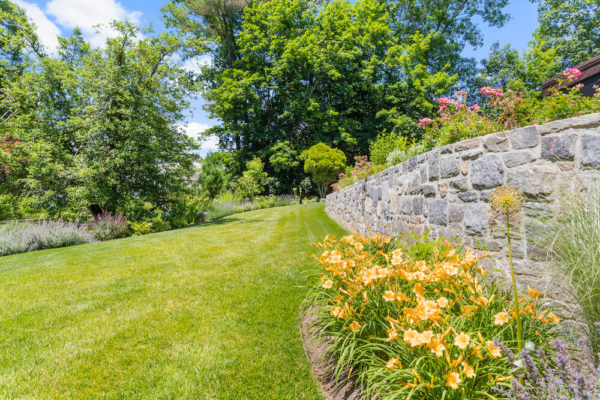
491 185 525 352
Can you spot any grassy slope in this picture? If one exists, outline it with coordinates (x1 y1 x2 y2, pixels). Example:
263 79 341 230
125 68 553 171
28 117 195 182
0 204 345 400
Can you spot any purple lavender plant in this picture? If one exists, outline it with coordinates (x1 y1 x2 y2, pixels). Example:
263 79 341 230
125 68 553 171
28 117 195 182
495 338 600 400
87 211 129 241
0 220 96 256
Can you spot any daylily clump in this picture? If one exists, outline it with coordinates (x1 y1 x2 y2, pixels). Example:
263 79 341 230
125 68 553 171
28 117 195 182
312 232 560 399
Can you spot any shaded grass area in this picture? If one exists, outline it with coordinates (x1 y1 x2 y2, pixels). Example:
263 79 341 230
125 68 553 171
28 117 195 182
0 204 345 399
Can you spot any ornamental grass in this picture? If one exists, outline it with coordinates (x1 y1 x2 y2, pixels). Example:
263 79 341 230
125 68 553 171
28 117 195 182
309 232 560 399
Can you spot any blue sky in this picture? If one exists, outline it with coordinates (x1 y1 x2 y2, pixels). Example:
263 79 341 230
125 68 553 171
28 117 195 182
15 0 539 154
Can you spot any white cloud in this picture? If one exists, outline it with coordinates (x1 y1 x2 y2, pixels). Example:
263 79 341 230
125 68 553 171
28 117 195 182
178 122 219 156
200 135 220 156
179 122 210 140
14 0 61 54
182 55 213 74
45 0 142 46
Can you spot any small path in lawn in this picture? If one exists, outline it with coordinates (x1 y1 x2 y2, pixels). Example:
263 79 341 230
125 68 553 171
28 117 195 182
0 204 345 400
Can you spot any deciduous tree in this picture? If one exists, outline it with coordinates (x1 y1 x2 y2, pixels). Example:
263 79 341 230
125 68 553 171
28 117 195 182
3 20 198 217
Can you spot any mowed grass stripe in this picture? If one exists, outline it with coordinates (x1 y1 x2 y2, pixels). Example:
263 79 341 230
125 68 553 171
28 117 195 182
0 204 345 400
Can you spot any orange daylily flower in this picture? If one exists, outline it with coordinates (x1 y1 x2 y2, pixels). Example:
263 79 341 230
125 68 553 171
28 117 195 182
462 361 476 379
487 341 502 358
386 358 402 370
454 332 470 350
446 371 462 390
349 320 361 333
548 312 560 325
383 291 396 302
528 286 542 299
494 312 511 326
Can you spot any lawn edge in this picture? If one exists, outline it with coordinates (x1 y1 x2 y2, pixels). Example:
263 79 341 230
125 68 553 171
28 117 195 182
299 304 365 400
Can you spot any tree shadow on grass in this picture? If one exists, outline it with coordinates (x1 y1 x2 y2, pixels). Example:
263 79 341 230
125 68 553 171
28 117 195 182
196 217 265 227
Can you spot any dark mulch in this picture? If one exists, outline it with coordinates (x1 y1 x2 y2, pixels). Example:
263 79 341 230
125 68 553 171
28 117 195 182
300 307 365 400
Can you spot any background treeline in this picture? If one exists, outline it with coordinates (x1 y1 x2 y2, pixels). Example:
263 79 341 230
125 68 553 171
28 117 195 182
1 0 600 223
167 0 600 193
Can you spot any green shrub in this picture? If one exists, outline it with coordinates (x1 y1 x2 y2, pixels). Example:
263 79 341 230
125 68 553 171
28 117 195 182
370 131 403 165
199 154 226 199
130 221 152 236
150 210 170 232
370 129 425 166
386 142 427 166
235 157 269 200
526 83 600 125
118 198 154 223
235 174 262 201
308 232 560 399
165 196 210 228
0 195 14 221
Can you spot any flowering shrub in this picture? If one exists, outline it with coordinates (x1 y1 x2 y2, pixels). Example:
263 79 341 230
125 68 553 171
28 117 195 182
0 220 96 256
527 70 600 125
0 135 23 178
495 338 600 399
480 87 525 130
419 68 600 149
422 92 503 147
87 211 129 241
310 232 560 399
563 68 582 81
332 156 386 191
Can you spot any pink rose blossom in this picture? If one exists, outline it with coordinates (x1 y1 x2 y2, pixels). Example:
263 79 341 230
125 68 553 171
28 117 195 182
480 87 504 98
563 68 582 82
470 104 481 111
436 97 460 110
418 117 434 128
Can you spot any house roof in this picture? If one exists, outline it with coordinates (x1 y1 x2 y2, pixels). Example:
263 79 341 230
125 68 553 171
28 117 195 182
542 54 600 95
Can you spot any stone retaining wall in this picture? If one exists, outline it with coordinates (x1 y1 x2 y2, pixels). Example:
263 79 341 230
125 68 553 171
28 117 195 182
326 113 600 314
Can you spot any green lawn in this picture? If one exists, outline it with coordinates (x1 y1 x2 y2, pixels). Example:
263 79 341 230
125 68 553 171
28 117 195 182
0 204 345 399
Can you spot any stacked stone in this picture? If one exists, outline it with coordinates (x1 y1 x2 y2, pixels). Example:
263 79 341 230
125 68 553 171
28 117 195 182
326 113 600 314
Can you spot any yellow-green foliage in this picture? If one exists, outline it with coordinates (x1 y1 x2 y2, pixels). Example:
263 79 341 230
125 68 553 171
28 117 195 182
301 143 346 198
129 221 152 236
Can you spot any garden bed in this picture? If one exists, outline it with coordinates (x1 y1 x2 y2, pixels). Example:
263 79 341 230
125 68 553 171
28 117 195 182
301 306 363 400
302 230 591 399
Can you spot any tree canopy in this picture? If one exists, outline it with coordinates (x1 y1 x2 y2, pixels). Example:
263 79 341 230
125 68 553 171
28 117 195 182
0 6 198 218
166 0 515 180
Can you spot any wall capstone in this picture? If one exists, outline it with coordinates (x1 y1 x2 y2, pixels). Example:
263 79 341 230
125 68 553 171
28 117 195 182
326 113 600 322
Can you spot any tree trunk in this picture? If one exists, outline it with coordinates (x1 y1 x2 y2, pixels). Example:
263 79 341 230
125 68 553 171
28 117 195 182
319 183 327 199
